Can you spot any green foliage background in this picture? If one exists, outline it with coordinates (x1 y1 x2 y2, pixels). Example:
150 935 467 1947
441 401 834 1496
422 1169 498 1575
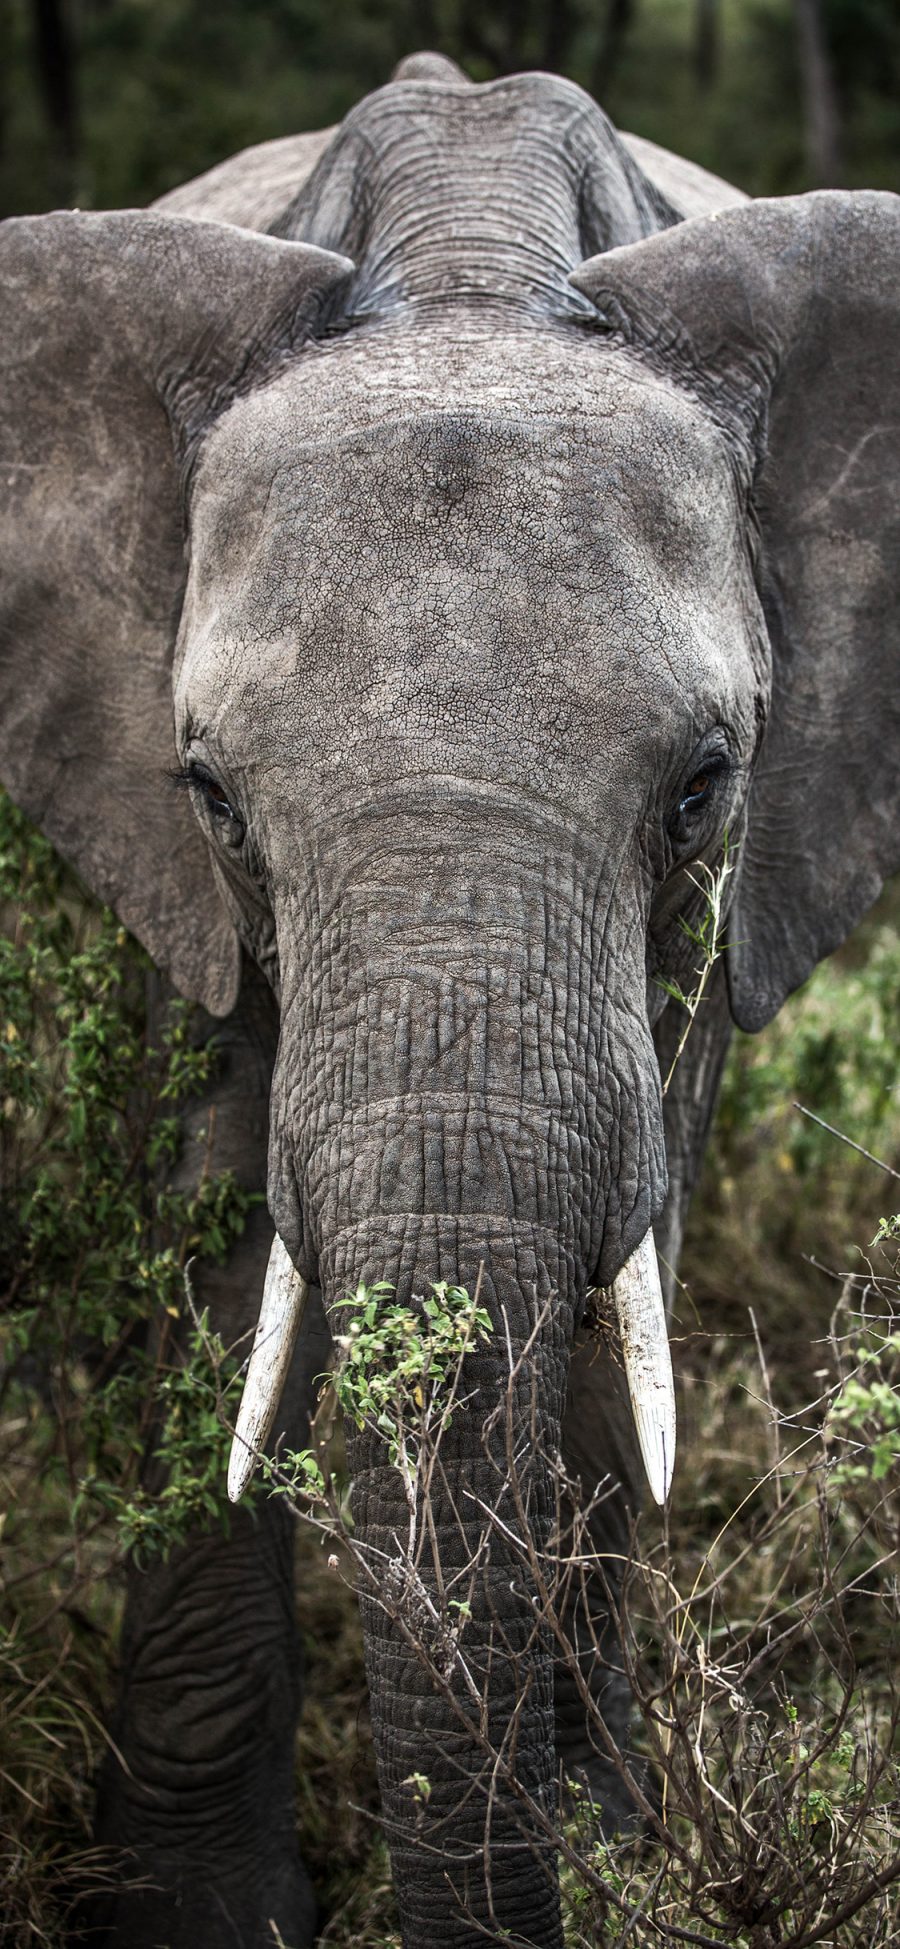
0 800 260 1936
1 0 898 222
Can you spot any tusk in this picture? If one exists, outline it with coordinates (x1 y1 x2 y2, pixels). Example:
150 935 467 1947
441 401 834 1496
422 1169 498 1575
227 1233 310 1504
608 1230 676 1506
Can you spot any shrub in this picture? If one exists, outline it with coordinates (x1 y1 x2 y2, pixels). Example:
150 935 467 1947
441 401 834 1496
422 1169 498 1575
0 792 254 1942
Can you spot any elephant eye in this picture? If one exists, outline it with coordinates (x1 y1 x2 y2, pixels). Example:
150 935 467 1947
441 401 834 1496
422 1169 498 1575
191 765 237 819
680 771 711 812
176 760 245 845
668 746 732 843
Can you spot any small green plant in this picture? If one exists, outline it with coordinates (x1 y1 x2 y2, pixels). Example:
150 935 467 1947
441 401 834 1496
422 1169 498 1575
268 1279 494 1564
264 1443 329 1504
332 1278 493 1452
331 1277 493 1549
657 837 735 1092
828 1327 900 1488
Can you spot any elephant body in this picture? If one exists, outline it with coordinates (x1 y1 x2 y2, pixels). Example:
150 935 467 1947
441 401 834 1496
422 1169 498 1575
2 48 899 1949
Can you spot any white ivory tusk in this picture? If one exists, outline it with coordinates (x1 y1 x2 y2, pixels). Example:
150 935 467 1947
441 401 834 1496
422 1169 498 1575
609 1230 676 1506
227 1233 310 1504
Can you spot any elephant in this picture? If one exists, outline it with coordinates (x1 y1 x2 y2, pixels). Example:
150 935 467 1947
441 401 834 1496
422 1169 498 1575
2 42 899 1949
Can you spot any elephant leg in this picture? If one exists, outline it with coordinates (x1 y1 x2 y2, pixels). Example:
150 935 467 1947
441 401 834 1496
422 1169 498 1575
86 958 331 1949
554 965 733 1824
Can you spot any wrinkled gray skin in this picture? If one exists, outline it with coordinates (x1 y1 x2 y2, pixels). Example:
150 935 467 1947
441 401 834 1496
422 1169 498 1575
2 48 900 1949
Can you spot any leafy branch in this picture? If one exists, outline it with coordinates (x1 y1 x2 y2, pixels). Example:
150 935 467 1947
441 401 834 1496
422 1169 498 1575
265 1276 493 1563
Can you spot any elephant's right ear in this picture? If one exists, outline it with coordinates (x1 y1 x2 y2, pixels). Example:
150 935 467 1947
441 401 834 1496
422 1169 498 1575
0 212 351 1014
572 192 900 1033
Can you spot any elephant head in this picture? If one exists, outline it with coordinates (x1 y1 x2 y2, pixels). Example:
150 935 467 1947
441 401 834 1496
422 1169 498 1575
2 61 899 1948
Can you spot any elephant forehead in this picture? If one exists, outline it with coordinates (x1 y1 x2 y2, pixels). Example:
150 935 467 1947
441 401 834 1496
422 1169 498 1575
179 338 760 803
195 328 737 564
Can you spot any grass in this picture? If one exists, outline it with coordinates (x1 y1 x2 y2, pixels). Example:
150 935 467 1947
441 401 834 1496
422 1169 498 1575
684 881 900 1380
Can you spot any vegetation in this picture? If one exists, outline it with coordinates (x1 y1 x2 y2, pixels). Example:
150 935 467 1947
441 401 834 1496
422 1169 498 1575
1 787 899 1944
1 0 898 224
691 892 900 1371
657 839 735 1093
265 1278 493 1534
0 795 257 1939
291 1263 900 1946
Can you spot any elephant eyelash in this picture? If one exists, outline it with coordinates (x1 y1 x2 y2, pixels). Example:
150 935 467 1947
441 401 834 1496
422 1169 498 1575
169 763 242 824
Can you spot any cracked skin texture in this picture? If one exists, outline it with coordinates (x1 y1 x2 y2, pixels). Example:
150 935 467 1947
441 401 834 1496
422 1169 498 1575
174 300 764 1949
179 324 764 1283
2 46 900 1949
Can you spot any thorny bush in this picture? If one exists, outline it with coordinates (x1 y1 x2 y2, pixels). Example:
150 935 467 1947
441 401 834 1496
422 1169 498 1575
257 1265 900 1948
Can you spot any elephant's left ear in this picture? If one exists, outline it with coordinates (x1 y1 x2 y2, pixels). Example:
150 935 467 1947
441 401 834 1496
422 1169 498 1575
572 191 900 1031
0 211 351 1014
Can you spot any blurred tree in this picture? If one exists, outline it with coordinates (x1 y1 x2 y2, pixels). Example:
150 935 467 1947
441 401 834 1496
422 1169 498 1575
541 0 577 71
0 2 897 220
593 0 636 95
410 0 438 40
454 0 583 75
794 0 843 182
693 0 718 90
30 0 78 200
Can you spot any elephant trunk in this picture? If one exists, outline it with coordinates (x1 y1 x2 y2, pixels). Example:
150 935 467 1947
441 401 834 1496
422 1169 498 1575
321 1172 575 1945
257 813 667 1942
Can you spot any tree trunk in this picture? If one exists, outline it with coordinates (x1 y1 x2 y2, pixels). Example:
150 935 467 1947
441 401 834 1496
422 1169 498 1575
499 0 526 71
459 0 502 73
694 0 719 90
593 0 636 101
543 0 577 72
794 0 844 185
30 0 78 203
